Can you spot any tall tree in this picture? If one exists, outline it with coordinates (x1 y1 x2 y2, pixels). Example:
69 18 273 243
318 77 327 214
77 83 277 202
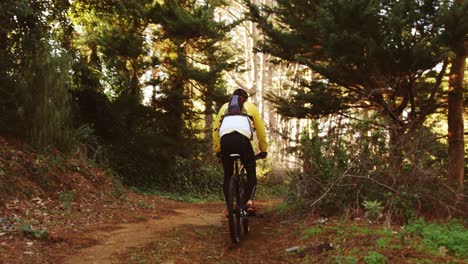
246 0 452 173
71 0 152 98
441 0 467 186
147 0 238 154
219 0 299 160
0 0 75 150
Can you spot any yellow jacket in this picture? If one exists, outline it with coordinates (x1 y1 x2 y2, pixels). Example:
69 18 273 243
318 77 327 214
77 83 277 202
212 101 268 153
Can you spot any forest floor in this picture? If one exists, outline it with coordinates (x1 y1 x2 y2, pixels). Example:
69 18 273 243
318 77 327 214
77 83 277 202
0 137 466 263
1 193 466 264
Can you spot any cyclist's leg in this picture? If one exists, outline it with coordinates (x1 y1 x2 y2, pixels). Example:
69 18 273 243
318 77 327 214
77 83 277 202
240 138 256 206
245 163 256 205
222 159 234 218
221 132 255 204
220 133 238 214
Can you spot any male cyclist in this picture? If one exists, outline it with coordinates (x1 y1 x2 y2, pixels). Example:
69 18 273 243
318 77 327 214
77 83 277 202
213 88 268 215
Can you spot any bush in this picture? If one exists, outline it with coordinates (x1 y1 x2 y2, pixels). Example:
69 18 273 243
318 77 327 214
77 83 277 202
404 219 468 258
169 156 223 195
362 200 383 222
363 252 387 264
0 43 82 152
287 117 388 215
285 115 460 221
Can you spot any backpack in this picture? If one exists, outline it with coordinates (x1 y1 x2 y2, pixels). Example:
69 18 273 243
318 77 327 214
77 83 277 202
220 95 255 139
225 95 246 116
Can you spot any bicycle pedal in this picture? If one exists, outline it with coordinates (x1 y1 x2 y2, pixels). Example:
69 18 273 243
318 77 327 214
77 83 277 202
247 209 256 216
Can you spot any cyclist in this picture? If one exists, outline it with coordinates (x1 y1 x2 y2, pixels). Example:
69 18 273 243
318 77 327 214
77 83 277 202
213 88 268 215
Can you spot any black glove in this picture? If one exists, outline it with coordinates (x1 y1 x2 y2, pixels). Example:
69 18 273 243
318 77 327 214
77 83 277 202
257 152 267 159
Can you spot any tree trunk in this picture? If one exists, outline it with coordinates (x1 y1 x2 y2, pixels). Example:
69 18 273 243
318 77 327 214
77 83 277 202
388 121 404 185
243 21 251 89
250 20 259 105
204 99 214 156
447 44 466 186
0 31 7 51
259 51 265 116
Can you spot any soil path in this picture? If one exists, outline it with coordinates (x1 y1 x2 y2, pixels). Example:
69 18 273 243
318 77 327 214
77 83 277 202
64 206 224 264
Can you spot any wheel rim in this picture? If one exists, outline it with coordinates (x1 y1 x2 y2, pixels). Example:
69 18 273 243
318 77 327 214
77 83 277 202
243 217 249 234
228 209 240 243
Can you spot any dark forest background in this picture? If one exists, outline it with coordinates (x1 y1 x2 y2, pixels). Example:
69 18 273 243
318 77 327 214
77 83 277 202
0 0 466 221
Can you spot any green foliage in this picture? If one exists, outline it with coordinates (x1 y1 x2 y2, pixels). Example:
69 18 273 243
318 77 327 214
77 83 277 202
375 237 392 250
284 112 458 220
137 200 155 209
58 191 75 209
149 0 237 41
256 182 288 200
152 190 221 203
169 156 223 195
251 0 459 183
111 178 125 198
22 224 49 239
251 0 450 118
298 218 467 263
286 116 388 214
66 0 241 197
404 219 468 258
332 256 358 264
384 191 418 222
363 252 387 264
71 87 225 196
362 200 383 222
4 43 76 151
18 47 72 150
0 0 236 198
302 227 325 239
70 0 153 97
0 0 83 152
146 0 238 148
265 80 351 119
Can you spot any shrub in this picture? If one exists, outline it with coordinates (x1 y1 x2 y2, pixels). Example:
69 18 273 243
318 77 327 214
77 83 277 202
362 200 383 222
169 156 223 195
4 43 80 152
332 256 359 264
285 115 461 221
363 252 387 264
404 219 468 258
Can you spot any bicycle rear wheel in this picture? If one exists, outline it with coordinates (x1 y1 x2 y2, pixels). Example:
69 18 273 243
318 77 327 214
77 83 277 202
227 175 241 243
242 217 249 234
239 173 249 234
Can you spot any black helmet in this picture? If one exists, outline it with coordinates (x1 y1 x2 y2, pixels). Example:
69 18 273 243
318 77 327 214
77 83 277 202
233 88 248 99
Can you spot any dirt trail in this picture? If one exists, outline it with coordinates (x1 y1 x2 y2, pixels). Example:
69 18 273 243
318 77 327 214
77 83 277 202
64 207 224 264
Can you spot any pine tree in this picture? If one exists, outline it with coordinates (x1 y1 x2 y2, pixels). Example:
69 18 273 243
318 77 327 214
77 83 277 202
148 0 238 155
440 0 467 186
246 0 452 173
0 0 75 151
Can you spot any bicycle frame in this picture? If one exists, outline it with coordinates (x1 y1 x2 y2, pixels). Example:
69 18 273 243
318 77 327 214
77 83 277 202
227 154 249 243
226 153 263 243
233 156 248 217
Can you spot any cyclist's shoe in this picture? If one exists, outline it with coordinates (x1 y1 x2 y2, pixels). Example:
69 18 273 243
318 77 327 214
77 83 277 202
224 206 237 220
246 203 256 216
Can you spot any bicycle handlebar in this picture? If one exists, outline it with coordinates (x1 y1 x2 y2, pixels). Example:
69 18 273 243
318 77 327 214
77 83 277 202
255 152 267 160
221 152 267 160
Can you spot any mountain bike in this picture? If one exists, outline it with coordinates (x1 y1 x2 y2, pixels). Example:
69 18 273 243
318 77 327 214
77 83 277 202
226 153 263 244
